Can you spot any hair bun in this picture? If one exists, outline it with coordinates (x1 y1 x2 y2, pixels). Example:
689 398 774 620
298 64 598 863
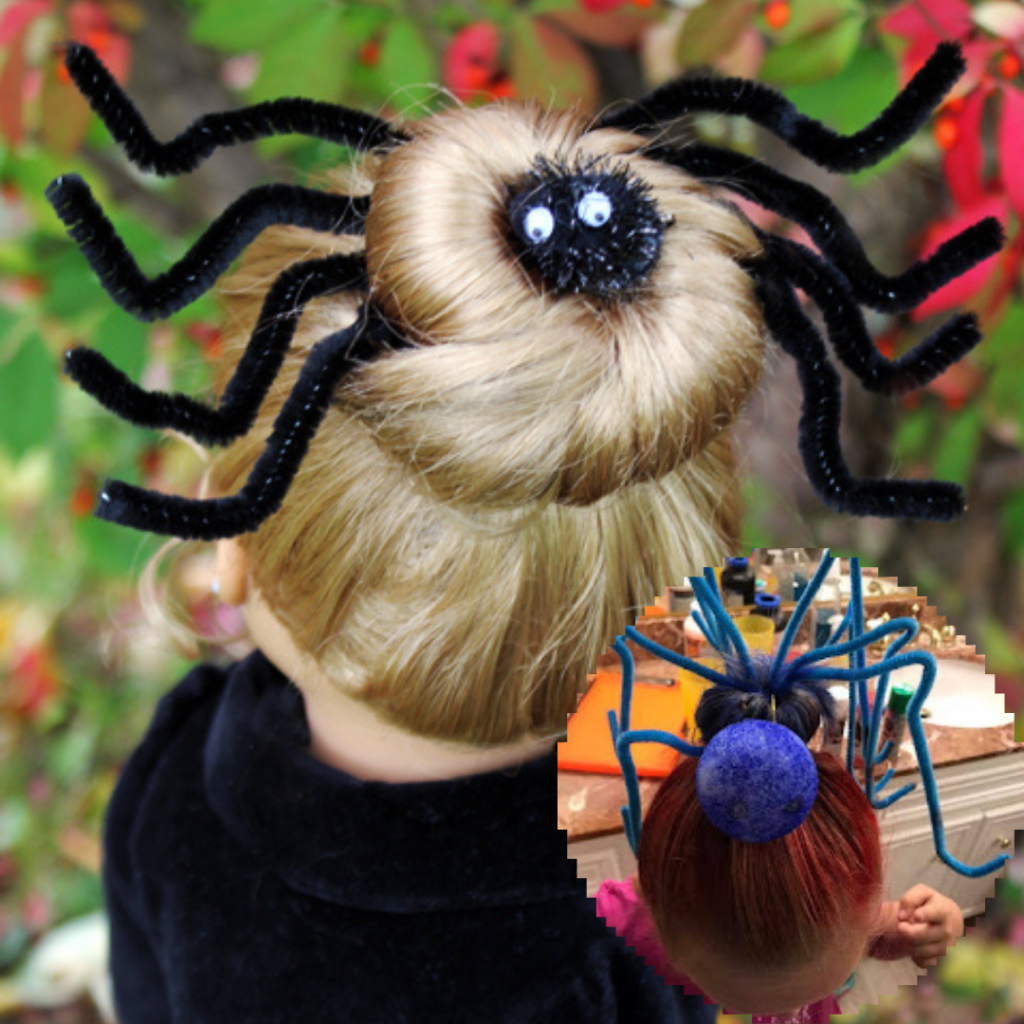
694 653 837 745
696 718 819 843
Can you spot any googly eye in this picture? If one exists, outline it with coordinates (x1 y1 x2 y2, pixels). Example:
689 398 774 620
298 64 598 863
523 206 555 243
577 190 612 228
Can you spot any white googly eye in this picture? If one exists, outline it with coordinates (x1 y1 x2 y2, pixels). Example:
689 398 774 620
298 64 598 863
523 205 555 243
577 190 612 228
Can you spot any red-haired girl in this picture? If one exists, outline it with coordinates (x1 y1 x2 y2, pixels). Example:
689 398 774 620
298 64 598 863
598 752 963 1021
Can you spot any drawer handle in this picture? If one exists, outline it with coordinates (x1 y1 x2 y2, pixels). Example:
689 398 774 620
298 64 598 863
996 836 1012 850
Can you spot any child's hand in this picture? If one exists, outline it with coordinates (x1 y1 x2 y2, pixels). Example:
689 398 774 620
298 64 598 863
895 885 964 968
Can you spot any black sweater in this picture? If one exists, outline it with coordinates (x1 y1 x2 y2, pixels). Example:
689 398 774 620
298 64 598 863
103 648 720 1023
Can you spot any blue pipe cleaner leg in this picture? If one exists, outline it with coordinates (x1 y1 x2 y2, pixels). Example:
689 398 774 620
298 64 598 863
610 636 705 856
806 658 1008 877
903 654 1011 878
775 550 835 665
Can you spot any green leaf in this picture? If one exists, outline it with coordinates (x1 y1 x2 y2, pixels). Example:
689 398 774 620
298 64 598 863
767 0 864 44
249 9 352 104
511 17 598 111
779 47 902 183
759 12 865 85
529 0 578 13
978 617 1024 677
892 404 936 462
432 3 474 29
0 799 30 850
932 405 983 487
50 869 104 920
92 310 150 382
75 514 162 579
0 331 58 460
677 0 758 68
781 47 898 137
979 302 1024 435
46 724 99 787
40 248 103 321
378 19 441 115
191 0 317 52
1001 488 1024 558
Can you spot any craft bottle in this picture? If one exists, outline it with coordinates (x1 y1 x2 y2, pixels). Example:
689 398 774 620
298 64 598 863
814 572 842 647
821 685 850 760
770 549 793 601
721 557 755 607
880 685 914 771
752 592 781 624
683 610 707 659
790 549 812 602
665 582 695 615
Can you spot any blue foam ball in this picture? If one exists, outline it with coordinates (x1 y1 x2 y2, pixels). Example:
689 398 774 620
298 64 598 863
696 719 818 843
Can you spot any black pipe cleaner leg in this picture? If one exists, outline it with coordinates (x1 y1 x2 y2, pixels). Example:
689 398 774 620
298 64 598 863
93 304 399 540
64 253 368 446
650 144 1004 315
61 43 408 175
765 235 984 394
46 174 369 320
597 40 964 175
751 267 966 522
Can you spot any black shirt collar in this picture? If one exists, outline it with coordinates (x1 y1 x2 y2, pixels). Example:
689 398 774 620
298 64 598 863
203 649 578 912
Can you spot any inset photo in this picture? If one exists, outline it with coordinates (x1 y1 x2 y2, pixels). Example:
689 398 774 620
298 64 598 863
560 549 1023 1023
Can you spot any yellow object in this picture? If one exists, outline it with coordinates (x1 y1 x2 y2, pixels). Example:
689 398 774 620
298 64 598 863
734 613 775 653
677 660 715 745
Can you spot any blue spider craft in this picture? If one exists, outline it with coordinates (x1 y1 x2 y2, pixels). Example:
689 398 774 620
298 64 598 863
608 552 1010 879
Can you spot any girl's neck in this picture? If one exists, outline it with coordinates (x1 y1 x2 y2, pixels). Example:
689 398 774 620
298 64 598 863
242 590 557 783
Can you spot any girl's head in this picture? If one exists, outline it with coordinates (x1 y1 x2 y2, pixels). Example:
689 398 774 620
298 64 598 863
208 101 765 748
637 746 884 1014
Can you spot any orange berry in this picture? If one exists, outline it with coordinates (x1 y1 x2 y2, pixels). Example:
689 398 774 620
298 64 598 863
463 63 491 92
764 0 790 31
934 114 959 151
359 40 381 67
489 76 516 101
139 447 162 479
70 482 95 518
999 50 1022 80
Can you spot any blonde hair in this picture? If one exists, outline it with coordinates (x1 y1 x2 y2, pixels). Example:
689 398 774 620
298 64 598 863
207 101 765 747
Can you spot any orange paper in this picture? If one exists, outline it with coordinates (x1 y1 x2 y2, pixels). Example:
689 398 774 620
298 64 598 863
558 670 709 778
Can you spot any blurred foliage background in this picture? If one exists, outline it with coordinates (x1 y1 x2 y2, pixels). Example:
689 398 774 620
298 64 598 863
1 0 1024 1020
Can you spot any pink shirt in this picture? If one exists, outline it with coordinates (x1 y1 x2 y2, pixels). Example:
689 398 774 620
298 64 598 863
594 878 844 1024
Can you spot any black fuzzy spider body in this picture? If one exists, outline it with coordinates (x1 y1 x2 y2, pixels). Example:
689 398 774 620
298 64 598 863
49 41 1001 540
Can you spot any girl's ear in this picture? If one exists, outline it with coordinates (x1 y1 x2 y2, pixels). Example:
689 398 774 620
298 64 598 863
216 538 249 606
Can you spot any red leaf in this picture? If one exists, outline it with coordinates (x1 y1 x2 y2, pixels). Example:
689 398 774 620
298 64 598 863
912 195 1009 320
942 85 990 210
0 21 30 147
10 645 61 719
66 2 131 83
67 0 109 38
39 60 92 155
579 0 631 11
999 85 1024 217
923 360 984 410
443 22 500 101
87 29 131 83
879 0 973 44
0 0 53 46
